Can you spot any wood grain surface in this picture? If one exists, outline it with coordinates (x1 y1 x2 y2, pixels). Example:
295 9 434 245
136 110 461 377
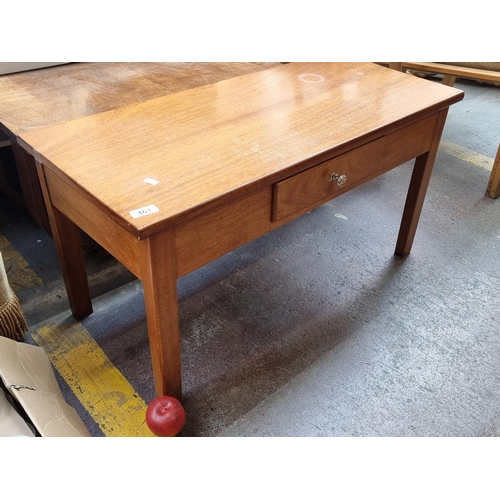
19 62 463 239
0 62 279 233
0 62 278 136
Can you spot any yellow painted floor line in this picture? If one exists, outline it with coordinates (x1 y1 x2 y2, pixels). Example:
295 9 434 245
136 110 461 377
0 232 152 437
31 319 154 437
0 235 43 292
440 140 494 171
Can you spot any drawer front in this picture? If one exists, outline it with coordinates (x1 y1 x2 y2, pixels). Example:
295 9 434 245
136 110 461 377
272 137 385 221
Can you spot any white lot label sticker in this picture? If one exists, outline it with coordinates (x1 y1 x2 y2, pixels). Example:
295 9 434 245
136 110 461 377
129 204 160 218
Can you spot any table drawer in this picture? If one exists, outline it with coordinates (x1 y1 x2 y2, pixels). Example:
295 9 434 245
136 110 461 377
272 137 385 221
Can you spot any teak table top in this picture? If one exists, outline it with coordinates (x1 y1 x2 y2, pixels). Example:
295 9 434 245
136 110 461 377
0 62 278 234
19 62 463 240
0 62 278 136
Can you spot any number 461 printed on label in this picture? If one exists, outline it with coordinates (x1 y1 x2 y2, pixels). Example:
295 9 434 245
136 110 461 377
129 204 160 219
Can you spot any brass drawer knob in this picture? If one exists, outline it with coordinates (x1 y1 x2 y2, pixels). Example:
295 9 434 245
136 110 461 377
329 173 347 187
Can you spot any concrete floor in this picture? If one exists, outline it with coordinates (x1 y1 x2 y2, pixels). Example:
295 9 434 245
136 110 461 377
1 75 499 437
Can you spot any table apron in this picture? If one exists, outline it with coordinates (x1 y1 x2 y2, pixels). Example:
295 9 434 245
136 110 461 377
44 168 143 279
44 111 440 285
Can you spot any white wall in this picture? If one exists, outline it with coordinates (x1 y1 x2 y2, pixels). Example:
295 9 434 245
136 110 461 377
0 62 69 76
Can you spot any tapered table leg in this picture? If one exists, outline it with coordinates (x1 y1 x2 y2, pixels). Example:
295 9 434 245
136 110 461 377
35 159 92 318
12 142 52 235
395 109 449 256
486 144 500 199
140 229 182 400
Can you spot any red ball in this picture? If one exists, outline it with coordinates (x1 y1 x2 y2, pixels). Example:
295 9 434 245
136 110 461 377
146 396 186 437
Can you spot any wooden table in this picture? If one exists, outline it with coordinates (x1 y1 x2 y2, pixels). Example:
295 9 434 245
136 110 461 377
0 62 278 234
18 63 464 400
388 62 500 198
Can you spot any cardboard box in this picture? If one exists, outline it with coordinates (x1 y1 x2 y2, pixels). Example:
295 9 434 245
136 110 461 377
0 336 90 437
